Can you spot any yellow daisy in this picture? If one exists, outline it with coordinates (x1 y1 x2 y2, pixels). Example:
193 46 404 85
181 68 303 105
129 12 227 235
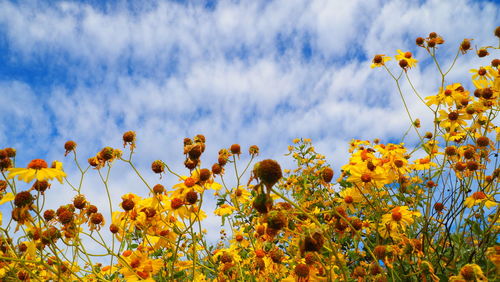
7 159 66 183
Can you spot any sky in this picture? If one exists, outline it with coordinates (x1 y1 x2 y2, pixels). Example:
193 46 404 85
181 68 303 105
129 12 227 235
0 0 499 245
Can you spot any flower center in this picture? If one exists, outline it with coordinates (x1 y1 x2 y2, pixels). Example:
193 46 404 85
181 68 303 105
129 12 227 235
391 211 402 222
472 191 486 200
361 173 372 183
344 196 354 204
27 159 48 170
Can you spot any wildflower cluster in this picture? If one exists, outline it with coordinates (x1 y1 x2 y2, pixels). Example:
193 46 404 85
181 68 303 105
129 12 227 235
0 28 498 281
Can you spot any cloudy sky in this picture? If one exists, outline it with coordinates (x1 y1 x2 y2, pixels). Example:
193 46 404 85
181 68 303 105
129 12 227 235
0 0 498 242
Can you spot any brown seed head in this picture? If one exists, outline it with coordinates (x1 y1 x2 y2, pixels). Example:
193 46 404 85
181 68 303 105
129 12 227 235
492 59 500 67
185 191 198 204
4 148 16 158
415 37 424 46
267 211 287 230
460 39 471 52
151 160 164 174
495 26 500 38
90 213 104 225
255 159 283 186
58 210 74 225
199 168 211 181
477 48 489 57
171 198 184 210
230 144 241 155
463 148 475 159
64 141 77 153
153 184 165 194
270 249 283 263
429 32 437 38
109 224 119 234
481 88 493 99
460 265 476 280
121 199 135 211
294 263 310 278
86 205 98 215
220 252 232 264
188 145 202 160
212 163 222 175
44 209 56 221
448 111 459 121
353 266 367 278
99 147 114 161
427 39 436 48
73 195 87 209
476 136 490 147
391 211 402 222
184 158 198 170
373 55 383 64
303 232 325 252
399 59 408 68
14 191 33 207
17 270 29 281
466 161 479 171
434 202 444 212
33 180 50 193
374 245 386 259
249 145 259 156
123 131 136 143
361 173 372 183
321 167 334 183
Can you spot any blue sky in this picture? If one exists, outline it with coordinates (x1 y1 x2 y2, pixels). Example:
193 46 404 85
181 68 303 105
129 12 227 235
0 0 499 241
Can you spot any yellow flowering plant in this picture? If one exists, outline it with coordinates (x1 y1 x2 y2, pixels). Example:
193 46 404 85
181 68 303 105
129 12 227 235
0 28 498 281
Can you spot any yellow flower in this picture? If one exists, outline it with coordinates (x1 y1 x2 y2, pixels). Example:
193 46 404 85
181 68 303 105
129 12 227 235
425 83 469 107
395 49 418 69
214 204 236 216
371 54 392 68
336 187 363 213
7 159 66 183
381 206 420 232
449 264 487 281
464 191 497 209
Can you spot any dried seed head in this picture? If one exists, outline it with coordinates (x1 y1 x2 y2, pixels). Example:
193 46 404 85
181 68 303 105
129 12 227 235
230 144 241 155
321 167 334 183
64 141 77 155
415 37 424 46
252 193 273 214
58 210 74 225
303 232 325 252
73 195 87 209
151 160 164 174
294 263 310 278
109 224 119 234
481 88 493 99
429 32 437 38
466 160 479 171
434 202 444 212
14 191 34 207
184 158 198 170
374 245 386 259
267 211 287 230
477 48 489 58
199 168 211 181
460 265 476 280
121 199 135 211
476 136 490 147
495 26 500 38
33 180 50 193
123 131 136 143
492 59 500 67
188 145 202 159
460 39 471 52
153 184 165 194
4 148 16 158
43 209 56 221
212 163 222 175
185 191 198 204
99 147 114 161
373 55 383 64
399 59 408 68
255 159 283 187
90 213 104 225
249 145 259 156
171 198 184 210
